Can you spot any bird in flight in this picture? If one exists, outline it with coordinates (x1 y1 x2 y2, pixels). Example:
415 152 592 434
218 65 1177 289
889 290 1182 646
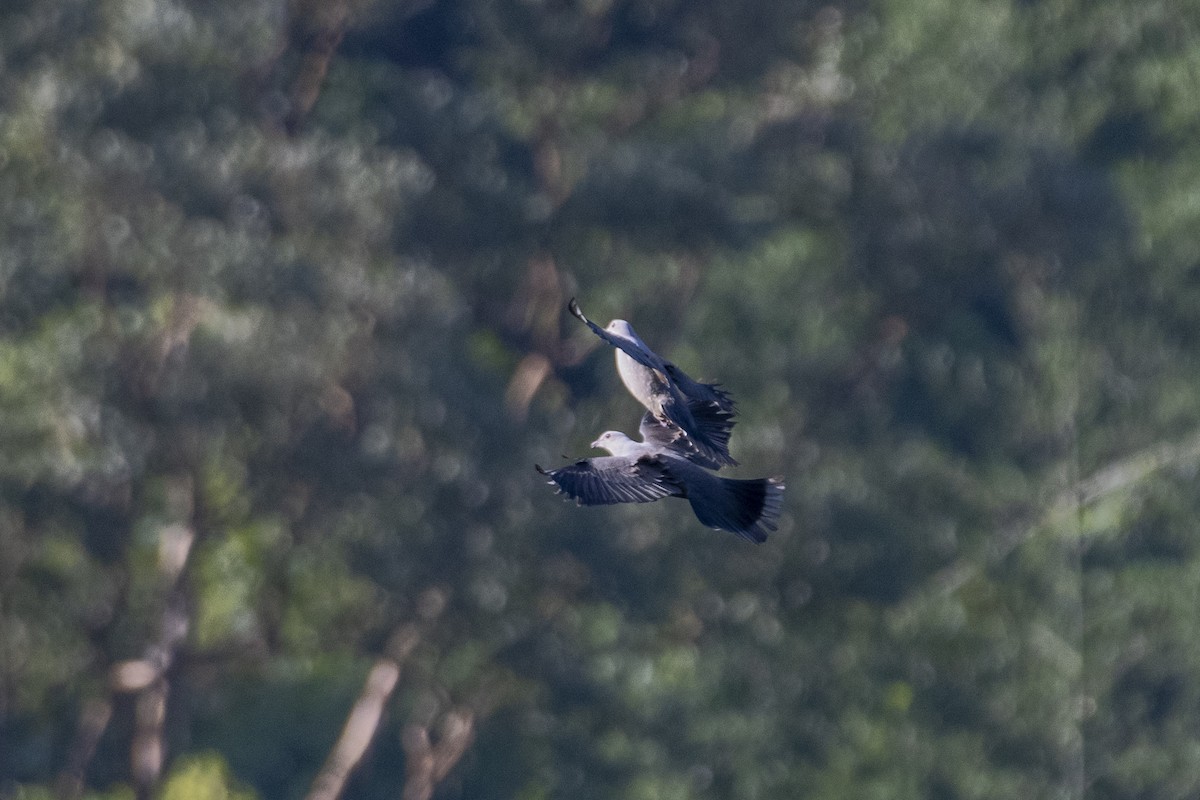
537 413 784 543
539 300 784 542
568 298 737 468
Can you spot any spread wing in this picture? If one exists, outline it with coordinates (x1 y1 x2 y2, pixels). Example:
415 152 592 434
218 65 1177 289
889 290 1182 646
652 386 738 468
638 412 724 470
665 364 736 416
536 454 678 505
569 298 668 379
570 298 739 467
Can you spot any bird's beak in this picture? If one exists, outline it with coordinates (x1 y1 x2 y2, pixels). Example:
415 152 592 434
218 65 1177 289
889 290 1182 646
590 439 601 449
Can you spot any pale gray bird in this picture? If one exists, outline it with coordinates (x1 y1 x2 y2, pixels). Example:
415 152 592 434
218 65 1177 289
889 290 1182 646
569 298 737 468
536 413 784 543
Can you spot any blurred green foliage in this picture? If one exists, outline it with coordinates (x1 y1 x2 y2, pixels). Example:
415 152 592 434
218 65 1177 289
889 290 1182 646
2 0 1200 798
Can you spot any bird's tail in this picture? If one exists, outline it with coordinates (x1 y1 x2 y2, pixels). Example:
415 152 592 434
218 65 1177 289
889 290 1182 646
687 475 785 543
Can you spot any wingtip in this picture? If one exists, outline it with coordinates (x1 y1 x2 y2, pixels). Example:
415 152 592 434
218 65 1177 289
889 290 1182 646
534 464 549 475
567 297 587 323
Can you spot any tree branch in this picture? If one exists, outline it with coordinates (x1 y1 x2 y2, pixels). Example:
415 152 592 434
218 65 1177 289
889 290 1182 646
401 709 476 800
130 518 195 800
284 2 350 134
305 587 449 800
305 626 420 800
936 429 1200 596
55 697 113 800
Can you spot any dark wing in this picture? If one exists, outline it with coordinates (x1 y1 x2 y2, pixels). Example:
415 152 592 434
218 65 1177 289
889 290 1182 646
568 298 668 379
666 365 737 417
663 365 738 464
654 383 738 468
536 454 679 506
638 412 724 470
570 298 737 467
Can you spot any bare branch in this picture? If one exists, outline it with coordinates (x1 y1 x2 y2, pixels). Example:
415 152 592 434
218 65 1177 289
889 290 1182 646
132 680 168 800
401 709 476 800
55 697 113 800
305 588 449 800
1072 430 1200 507
505 354 552 422
284 2 350 134
431 710 475 783
305 658 404 800
935 429 1200 596
129 502 196 800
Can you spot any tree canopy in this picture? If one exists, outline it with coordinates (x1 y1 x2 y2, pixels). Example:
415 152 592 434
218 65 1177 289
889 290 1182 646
3 0 1200 798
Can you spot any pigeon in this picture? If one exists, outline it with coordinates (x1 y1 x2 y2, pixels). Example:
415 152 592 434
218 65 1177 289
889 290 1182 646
569 298 737 468
537 413 784 543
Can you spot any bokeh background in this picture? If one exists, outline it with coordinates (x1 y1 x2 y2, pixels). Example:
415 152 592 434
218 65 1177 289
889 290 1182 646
3 0 1200 797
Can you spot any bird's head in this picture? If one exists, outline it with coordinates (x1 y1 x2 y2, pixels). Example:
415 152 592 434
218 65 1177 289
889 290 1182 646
604 319 643 344
591 431 621 449
591 430 634 455
605 319 633 334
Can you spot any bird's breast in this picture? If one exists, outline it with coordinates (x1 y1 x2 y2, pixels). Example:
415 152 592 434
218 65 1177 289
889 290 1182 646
615 350 665 410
